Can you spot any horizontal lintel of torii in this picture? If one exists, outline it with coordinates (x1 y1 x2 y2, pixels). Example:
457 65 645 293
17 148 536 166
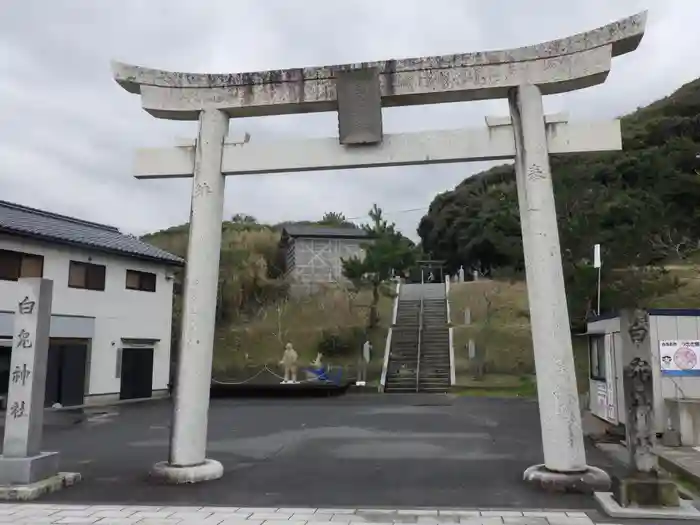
112 12 646 120
133 118 621 179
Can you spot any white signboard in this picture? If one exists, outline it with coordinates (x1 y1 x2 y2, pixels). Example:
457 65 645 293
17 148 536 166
593 244 601 268
659 340 700 376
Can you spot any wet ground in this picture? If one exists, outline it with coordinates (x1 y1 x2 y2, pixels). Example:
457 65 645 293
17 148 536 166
38 394 622 509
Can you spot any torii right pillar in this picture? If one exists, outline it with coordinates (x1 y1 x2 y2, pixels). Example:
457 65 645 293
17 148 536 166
510 84 609 491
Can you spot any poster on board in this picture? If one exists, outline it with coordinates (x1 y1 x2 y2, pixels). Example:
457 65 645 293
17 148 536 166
659 340 700 376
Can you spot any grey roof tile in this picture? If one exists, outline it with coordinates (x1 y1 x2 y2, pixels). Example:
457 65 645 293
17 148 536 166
282 224 369 239
0 200 183 265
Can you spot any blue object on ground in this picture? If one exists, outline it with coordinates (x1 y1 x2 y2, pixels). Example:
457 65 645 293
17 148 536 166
307 366 343 385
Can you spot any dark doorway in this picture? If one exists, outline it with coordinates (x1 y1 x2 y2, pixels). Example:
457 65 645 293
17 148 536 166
45 343 88 407
421 266 444 284
119 347 154 400
0 345 10 396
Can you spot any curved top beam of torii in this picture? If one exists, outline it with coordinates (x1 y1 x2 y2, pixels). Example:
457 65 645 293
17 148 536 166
112 11 646 120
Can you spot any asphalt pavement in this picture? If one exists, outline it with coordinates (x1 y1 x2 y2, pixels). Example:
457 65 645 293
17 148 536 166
36 394 623 510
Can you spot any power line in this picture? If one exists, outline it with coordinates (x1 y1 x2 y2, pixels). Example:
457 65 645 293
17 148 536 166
345 206 427 222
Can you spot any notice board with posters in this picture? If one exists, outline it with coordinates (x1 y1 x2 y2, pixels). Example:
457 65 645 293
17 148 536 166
659 339 700 376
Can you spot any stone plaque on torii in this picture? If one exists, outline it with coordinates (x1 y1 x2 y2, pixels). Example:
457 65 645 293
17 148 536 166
112 12 647 488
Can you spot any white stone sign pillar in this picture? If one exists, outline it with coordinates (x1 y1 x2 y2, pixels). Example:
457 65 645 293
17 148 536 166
0 278 58 485
151 109 228 483
509 85 609 491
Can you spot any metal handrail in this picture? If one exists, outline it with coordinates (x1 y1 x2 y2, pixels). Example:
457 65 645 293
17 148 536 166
415 295 424 392
379 280 401 392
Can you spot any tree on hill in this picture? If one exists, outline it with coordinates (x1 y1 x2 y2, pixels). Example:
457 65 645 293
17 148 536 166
418 77 700 327
342 204 417 329
318 211 358 229
231 213 258 224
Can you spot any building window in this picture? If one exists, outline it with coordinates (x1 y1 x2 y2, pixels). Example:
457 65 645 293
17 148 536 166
68 261 106 291
125 270 156 292
0 249 44 281
589 335 606 381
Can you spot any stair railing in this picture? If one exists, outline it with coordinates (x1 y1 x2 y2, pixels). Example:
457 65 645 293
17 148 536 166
379 279 401 392
415 295 424 392
445 278 456 386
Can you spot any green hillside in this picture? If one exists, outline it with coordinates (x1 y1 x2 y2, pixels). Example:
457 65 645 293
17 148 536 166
419 77 700 329
143 215 393 380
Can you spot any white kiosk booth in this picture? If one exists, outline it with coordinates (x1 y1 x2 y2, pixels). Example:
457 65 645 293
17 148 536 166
586 309 700 446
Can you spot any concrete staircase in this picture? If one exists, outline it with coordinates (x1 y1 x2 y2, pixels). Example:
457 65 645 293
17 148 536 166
419 297 451 393
384 283 451 393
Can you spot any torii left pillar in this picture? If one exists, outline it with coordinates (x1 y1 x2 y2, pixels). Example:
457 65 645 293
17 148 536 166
152 110 229 483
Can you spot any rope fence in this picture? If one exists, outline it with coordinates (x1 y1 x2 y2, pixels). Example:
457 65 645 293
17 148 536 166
211 363 370 386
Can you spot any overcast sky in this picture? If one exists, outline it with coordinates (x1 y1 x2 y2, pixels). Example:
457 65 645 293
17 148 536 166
1 1 698 240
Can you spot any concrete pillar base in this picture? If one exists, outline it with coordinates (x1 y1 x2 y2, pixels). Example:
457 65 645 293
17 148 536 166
150 459 223 485
523 463 611 494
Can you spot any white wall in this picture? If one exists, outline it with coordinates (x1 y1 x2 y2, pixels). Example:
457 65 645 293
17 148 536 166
649 313 700 433
0 234 175 397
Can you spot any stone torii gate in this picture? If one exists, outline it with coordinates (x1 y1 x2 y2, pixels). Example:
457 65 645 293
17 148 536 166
112 12 646 489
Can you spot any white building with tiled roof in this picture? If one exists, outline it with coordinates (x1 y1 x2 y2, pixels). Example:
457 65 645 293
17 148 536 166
0 200 182 407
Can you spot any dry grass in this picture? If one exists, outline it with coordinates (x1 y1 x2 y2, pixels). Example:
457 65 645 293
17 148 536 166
146 224 394 383
449 280 533 378
448 270 700 389
212 286 393 380
650 265 700 308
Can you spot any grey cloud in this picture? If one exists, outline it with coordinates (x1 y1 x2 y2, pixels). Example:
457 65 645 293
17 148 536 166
1 0 698 241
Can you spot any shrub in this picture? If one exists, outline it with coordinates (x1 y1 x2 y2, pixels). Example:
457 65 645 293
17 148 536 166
317 327 365 359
